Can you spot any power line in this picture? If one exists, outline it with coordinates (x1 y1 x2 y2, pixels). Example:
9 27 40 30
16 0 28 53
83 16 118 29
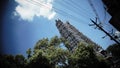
90 18 120 45
88 0 120 43
101 1 114 30
53 7 90 25
88 0 102 24
56 0 91 20
88 0 114 29
25 0 114 29
70 0 94 16
25 0 90 25
24 0 120 44
63 0 94 18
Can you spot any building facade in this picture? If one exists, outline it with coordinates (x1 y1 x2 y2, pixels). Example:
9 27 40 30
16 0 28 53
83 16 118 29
56 19 100 51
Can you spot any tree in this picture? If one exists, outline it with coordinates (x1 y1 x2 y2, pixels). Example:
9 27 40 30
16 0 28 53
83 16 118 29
15 54 26 68
106 44 120 68
106 44 120 59
30 36 111 68
0 54 16 68
31 36 68 68
26 50 52 68
0 36 112 68
67 42 99 68
33 38 49 54
26 48 32 59
49 36 61 47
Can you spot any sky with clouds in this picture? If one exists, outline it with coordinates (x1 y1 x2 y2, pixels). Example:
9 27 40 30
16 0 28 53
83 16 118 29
1 0 118 56
14 0 56 21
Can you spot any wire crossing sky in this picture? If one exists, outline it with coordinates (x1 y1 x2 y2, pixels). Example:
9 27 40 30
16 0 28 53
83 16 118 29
2 0 117 56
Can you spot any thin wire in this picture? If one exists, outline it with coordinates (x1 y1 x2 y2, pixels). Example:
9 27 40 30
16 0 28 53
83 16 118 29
57 0 93 19
88 0 113 30
70 0 94 16
53 7 90 25
25 0 89 25
21 0 112 29
88 0 102 24
65 0 93 15
94 0 115 31
26 0 90 20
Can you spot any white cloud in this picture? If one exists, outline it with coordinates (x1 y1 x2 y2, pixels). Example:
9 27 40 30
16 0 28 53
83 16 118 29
14 0 56 21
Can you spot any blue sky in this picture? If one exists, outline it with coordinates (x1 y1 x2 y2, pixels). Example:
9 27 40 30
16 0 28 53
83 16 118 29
1 0 116 56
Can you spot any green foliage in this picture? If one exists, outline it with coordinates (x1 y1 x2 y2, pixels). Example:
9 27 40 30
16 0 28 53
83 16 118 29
26 48 32 59
106 44 120 59
0 36 112 68
15 54 26 68
34 38 49 50
49 36 61 47
60 37 72 51
26 50 52 68
68 43 99 68
0 55 15 68
31 36 68 68
0 54 25 68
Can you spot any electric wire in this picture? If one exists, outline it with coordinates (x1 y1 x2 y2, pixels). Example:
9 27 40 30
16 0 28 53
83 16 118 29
62 0 94 18
88 0 113 29
25 0 91 25
69 0 94 16
24 0 120 42
88 0 102 24
55 0 91 20
25 0 115 30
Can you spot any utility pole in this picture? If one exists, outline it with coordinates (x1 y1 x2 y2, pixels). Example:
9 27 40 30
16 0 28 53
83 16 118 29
90 18 120 45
